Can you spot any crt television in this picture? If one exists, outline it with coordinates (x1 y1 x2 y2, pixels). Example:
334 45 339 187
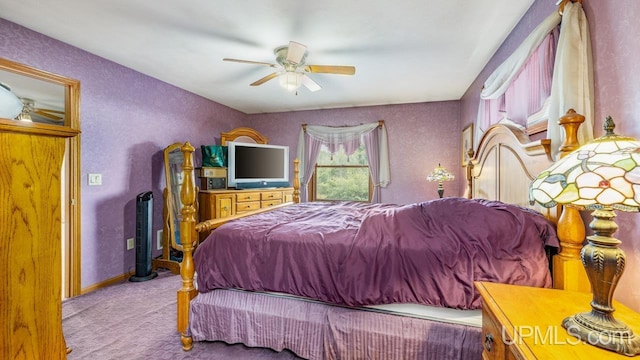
226 141 290 188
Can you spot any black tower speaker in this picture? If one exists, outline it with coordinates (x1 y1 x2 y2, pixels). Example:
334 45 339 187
130 191 158 282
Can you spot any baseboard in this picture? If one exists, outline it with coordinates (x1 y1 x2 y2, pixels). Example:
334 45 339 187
80 271 134 295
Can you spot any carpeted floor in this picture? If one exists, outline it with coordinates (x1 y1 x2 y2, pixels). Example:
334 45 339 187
62 270 302 359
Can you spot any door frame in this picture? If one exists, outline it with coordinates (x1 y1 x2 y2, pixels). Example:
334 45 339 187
0 57 81 297
65 133 81 297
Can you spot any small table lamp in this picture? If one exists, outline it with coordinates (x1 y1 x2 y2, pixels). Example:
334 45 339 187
427 163 455 198
529 116 640 356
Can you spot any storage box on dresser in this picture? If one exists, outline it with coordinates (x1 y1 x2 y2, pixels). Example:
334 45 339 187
199 188 294 222
475 281 640 360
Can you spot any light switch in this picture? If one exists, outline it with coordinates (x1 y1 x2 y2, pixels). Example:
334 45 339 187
88 173 102 186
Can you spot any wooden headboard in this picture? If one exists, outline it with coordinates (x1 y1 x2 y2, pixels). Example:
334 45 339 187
220 127 268 145
469 123 557 222
468 110 589 292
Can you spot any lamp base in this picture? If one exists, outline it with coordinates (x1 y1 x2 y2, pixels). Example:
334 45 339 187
562 310 640 356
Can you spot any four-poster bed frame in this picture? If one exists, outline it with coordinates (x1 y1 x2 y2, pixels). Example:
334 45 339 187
173 110 588 356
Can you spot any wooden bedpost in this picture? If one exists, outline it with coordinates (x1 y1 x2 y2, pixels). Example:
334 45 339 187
465 149 474 199
177 142 198 351
553 109 590 292
293 158 300 203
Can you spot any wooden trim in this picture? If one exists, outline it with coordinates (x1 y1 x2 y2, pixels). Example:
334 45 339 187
66 134 82 297
80 271 133 295
0 118 80 137
526 119 547 136
220 127 268 145
0 57 81 131
0 57 78 89
0 57 82 298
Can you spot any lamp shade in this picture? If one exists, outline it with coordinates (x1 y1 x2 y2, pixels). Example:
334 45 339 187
426 163 455 183
529 116 640 356
529 116 640 211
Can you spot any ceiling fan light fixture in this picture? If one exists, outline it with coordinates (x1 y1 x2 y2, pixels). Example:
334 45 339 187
18 98 34 122
0 82 24 119
279 72 303 92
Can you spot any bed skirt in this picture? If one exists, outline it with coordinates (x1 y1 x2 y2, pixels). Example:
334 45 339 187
189 289 482 360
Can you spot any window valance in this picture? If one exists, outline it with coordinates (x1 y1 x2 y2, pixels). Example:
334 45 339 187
475 1 594 160
296 121 390 202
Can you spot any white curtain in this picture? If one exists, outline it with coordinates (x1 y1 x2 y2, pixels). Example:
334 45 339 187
475 2 594 160
296 122 390 202
547 1 594 158
474 11 561 149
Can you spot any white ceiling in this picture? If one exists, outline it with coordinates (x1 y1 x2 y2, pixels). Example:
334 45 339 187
0 0 534 114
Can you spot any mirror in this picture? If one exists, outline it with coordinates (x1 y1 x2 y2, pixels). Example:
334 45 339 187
152 143 187 274
157 128 268 271
165 143 185 251
0 57 78 129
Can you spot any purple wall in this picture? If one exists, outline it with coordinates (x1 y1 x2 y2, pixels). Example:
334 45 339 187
1 17 461 291
0 19 245 288
4 0 639 313
461 1 640 312
246 101 462 205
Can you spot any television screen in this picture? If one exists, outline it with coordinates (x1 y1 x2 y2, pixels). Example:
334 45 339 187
227 141 289 187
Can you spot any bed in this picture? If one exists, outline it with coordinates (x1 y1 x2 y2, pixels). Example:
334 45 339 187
174 113 586 359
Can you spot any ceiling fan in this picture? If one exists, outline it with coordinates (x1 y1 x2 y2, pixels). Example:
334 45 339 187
223 41 356 92
19 97 65 123
0 82 64 123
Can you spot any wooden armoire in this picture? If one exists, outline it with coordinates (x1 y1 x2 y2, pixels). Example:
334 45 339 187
0 58 81 359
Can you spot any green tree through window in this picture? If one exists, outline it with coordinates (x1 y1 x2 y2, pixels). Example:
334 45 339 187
313 143 371 201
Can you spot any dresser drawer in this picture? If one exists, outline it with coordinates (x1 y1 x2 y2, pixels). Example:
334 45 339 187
261 199 283 208
236 201 261 213
261 191 283 201
236 192 261 202
482 305 511 360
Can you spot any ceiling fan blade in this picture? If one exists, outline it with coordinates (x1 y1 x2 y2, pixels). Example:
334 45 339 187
304 65 356 75
33 109 63 121
286 41 307 64
250 72 280 86
223 58 278 68
301 75 322 92
35 108 65 114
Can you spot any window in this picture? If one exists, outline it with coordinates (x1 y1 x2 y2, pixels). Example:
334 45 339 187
311 143 372 202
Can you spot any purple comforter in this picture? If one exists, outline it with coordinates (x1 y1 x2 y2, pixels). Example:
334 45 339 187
194 198 559 310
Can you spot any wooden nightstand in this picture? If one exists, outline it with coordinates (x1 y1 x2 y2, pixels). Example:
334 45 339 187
475 281 640 359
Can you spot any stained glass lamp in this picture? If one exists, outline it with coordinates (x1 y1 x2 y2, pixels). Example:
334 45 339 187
427 163 455 198
529 116 640 356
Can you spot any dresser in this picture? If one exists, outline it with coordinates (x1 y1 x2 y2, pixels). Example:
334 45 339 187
199 188 294 222
476 281 640 359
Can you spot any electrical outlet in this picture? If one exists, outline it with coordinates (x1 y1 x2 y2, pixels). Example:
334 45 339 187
126 237 135 250
88 173 102 186
156 230 163 250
